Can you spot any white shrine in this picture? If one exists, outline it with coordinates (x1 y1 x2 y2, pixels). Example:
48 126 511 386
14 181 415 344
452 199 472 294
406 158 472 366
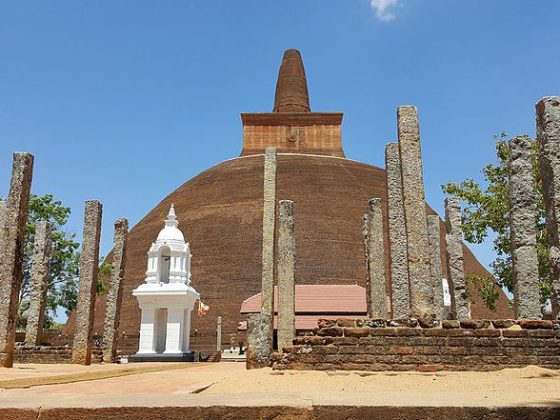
131 205 200 361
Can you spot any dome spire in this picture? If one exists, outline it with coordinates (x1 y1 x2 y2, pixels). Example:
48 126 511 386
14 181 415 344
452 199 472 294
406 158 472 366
273 49 310 113
165 204 178 229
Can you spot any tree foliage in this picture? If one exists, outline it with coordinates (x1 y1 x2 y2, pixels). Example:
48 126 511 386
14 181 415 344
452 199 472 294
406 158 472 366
442 133 550 306
19 194 81 325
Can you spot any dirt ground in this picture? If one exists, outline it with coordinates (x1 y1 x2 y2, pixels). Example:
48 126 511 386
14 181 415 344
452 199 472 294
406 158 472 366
0 362 559 409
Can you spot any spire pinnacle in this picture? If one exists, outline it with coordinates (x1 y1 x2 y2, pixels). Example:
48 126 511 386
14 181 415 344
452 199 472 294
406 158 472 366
273 49 310 113
165 204 178 228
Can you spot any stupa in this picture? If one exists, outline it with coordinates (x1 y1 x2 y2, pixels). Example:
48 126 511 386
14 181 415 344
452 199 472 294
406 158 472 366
82 49 513 353
130 205 199 361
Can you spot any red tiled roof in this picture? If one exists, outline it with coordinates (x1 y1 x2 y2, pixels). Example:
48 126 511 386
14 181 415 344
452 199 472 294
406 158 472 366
240 284 368 314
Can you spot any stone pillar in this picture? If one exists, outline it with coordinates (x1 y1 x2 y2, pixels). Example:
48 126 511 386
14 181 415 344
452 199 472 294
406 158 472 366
444 198 468 319
101 218 128 363
385 142 410 318
0 153 34 368
536 96 560 317
24 221 52 347
246 312 272 369
0 199 6 232
277 200 295 351
216 316 222 352
426 215 445 320
364 198 389 318
72 200 102 365
508 136 541 319
397 106 434 318
260 147 277 358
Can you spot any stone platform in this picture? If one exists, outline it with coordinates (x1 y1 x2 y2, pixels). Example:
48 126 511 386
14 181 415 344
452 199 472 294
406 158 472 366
1 362 560 419
272 319 560 372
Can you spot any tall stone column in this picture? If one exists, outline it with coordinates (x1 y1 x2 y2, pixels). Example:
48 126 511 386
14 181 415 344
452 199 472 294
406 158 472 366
277 200 295 351
426 215 445 320
0 153 34 368
536 96 560 317
397 106 434 318
508 136 541 319
24 221 52 347
445 198 468 319
72 200 102 365
216 316 222 352
260 147 277 357
101 218 128 363
364 198 389 318
246 312 272 369
385 142 410 318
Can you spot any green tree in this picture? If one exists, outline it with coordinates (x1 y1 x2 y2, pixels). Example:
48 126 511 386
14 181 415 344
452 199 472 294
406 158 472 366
18 194 81 326
442 133 550 308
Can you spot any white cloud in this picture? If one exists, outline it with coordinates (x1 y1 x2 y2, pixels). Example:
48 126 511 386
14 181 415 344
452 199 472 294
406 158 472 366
370 0 400 22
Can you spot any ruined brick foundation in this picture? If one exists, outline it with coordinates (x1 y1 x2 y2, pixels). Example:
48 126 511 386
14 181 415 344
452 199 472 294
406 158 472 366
272 318 560 372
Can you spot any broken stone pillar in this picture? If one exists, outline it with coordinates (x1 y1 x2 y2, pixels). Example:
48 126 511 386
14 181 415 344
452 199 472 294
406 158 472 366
508 136 541 319
260 147 277 358
364 198 389 318
427 215 445 320
216 316 222 352
0 152 34 368
385 142 410 318
24 221 52 347
536 96 560 317
246 312 272 369
101 218 128 363
277 200 295 351
444 198 468 319
397 106 434 318
72 200 103 365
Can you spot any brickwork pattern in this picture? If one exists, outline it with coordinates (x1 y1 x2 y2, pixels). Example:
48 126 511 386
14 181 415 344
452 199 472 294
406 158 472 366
273 318 560 372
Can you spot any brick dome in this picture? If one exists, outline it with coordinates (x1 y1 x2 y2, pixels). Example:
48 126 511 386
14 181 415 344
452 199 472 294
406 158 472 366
67 50 513 351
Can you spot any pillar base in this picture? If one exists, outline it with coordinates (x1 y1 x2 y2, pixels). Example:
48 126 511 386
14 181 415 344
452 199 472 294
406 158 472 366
129 352 195 362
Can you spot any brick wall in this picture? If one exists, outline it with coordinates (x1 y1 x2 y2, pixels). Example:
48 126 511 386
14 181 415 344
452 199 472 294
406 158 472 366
272 318 560 372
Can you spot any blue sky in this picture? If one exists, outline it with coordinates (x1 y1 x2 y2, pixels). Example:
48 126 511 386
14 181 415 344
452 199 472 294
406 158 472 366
1 0 559 273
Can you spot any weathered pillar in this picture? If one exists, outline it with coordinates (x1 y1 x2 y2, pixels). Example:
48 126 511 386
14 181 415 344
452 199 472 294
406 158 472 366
101 218 128 363
0 153 34 367
536 96 560 317
364 198 389 318
246 313 272 369
508 136 541 319
216 316 222 353
0 199 6 232
260 147 277 358
277 200 295 351
445 198 468 319
397 106 434 318
24 221 52 347
385 142 410 318
72 200 102 365
426 215 445 320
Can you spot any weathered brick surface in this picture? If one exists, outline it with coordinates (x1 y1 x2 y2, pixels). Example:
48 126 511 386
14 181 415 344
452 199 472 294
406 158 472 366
80 154 513 354
273 318 560 372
